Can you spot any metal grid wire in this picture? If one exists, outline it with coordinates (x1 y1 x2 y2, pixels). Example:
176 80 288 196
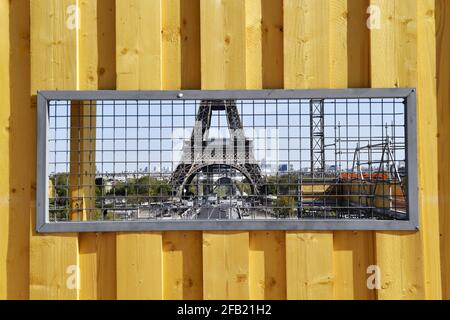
47 97 407 222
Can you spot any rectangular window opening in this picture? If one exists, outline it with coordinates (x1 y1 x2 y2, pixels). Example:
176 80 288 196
36 89 418 232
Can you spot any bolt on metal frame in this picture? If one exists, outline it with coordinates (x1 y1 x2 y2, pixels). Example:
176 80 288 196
36 89 419 232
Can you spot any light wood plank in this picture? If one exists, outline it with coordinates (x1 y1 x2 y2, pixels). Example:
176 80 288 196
284 0 334 300
203 232 249 299
332 0 375 300
261 0 283 88
333 231 375 299
162 0 181 90
371 0 441 299
30 0 79 300
116 233 163 299
77 0 117 300
246 0 286 301
4 0 32 299
286 232 334 299
115 0 164 300
245 0 262 89
163 232 203 299
116 0 162 90
249 231 286 299
200 0 246 90
437 0 450 300
161 0 203 300
200 0 250 300
417 0 442 300
0 0 10 300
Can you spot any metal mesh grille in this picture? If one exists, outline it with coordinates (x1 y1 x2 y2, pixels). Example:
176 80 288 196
46 95 408 223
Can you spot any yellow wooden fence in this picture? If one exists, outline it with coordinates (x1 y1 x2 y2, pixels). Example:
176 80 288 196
0 0 449 300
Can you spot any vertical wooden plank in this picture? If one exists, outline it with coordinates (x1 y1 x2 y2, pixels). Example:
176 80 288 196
115 0 163 300
30 0 79 300
333 0 376 300
200 0 250 299
284 0 334 300
247 0 286 301
437 0 450 300
77 0 117 300
371 0 423 300
245 0 262 90
0 0 10 300
371 0 441 299
417 0 442 300
162 0 181 90
5 0 32 299
161 0 203 300
180 0 201 89
333 231 375 299
163 232 203 299
261 0 283 89
249 231 286 299
285 232 334 299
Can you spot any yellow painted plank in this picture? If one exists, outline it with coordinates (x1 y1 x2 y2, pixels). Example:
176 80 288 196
200 0 246 90
286 232 334 299
284 0 334 299
79 233 116 300
261 0 283 88
370 0 441 299
417 0 442 300
249 231 286 299
202 232 249 299
162 0 181 90
116 233 163 299
329 0 348 89
246 0 286 300
284 0 330 89
180 0 201 89
30 0 79 300
200 0 250 300
161 0 203 300
77 0 116 300
116 0 162 90
0 0 10 300
116 0 163 300
347 0 370 88
333 0 375 300
3 0 32 299
245 0 262 90
97 0 116 89
437 0 450 300
163 232 203 299
333 232 375 299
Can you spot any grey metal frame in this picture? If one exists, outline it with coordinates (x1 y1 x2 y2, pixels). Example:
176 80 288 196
36 88 419 233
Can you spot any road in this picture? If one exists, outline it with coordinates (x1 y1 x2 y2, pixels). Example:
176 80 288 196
197 204 240 219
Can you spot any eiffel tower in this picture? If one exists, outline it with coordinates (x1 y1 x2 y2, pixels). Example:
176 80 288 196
171 100 265 197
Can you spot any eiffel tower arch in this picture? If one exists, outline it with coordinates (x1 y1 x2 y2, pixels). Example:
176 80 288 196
171 100 265 198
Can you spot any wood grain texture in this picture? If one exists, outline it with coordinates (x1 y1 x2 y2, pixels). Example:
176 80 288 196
30 0 79 300
417 0 442 300
0 0 10 299
284 0 335 299
333 0 375 300
5 0 32 299
163 232 203 299
115 0 164 300
200 0 250 300
371 0 441 299
247 0 286 301
161 0 202 300
77 0 116 300
436 0 450 300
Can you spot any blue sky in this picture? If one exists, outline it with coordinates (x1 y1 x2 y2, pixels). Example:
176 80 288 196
48 98 406 175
